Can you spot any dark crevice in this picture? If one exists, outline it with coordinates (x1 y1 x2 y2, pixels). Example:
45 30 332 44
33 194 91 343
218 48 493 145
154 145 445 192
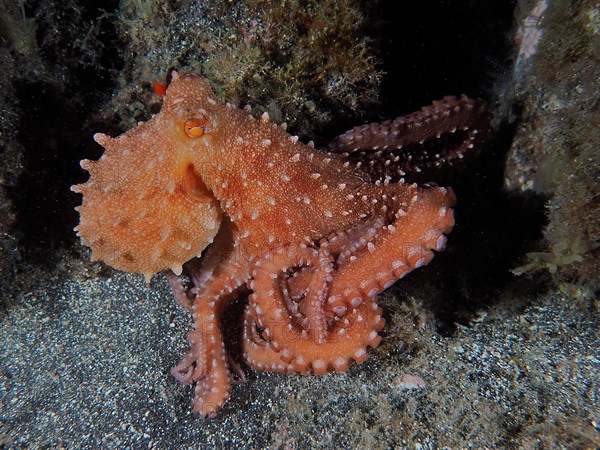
407 119 548 336
10 0 122 267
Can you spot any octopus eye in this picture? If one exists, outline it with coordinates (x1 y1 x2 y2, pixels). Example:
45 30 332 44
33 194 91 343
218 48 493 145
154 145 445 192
184 118 207 138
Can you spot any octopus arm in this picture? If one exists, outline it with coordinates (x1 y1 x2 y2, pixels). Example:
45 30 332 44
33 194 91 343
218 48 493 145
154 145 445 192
324 96 490 183
243 183 455 375
171 220 251 418
245 242 385 374
326 184 456 311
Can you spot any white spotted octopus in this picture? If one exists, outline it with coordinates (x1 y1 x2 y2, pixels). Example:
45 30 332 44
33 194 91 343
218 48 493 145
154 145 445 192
72 72 489 417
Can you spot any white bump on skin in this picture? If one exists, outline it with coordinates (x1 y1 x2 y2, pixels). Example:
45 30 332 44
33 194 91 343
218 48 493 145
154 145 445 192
292 153 300 162
334 358 347 369
262 139 271 146
205 217 216 230
354 349 366 359
313 360 325 370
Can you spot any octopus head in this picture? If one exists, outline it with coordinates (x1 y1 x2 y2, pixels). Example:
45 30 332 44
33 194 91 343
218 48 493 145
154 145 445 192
71 72 223 281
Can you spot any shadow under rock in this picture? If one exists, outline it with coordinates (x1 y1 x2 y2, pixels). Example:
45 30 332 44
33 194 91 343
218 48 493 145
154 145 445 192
412 120 549 336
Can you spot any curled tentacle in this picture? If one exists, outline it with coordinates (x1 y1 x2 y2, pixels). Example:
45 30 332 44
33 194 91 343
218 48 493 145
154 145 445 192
284 217 391 316
242 306 298 374
251 242 334 344
248 242 384 374
171 331 207 384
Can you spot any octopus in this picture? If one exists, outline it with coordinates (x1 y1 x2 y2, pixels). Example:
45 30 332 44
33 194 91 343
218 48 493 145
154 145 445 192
71 72 489 417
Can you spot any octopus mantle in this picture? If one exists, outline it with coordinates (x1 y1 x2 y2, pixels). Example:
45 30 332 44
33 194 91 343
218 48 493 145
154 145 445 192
72 72 488 417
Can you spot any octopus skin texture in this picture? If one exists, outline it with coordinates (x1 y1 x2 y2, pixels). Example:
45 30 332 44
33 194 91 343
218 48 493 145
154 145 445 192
71 72 489 417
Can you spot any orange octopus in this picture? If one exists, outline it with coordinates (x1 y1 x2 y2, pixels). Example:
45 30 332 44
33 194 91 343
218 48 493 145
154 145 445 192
72 72 489 417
